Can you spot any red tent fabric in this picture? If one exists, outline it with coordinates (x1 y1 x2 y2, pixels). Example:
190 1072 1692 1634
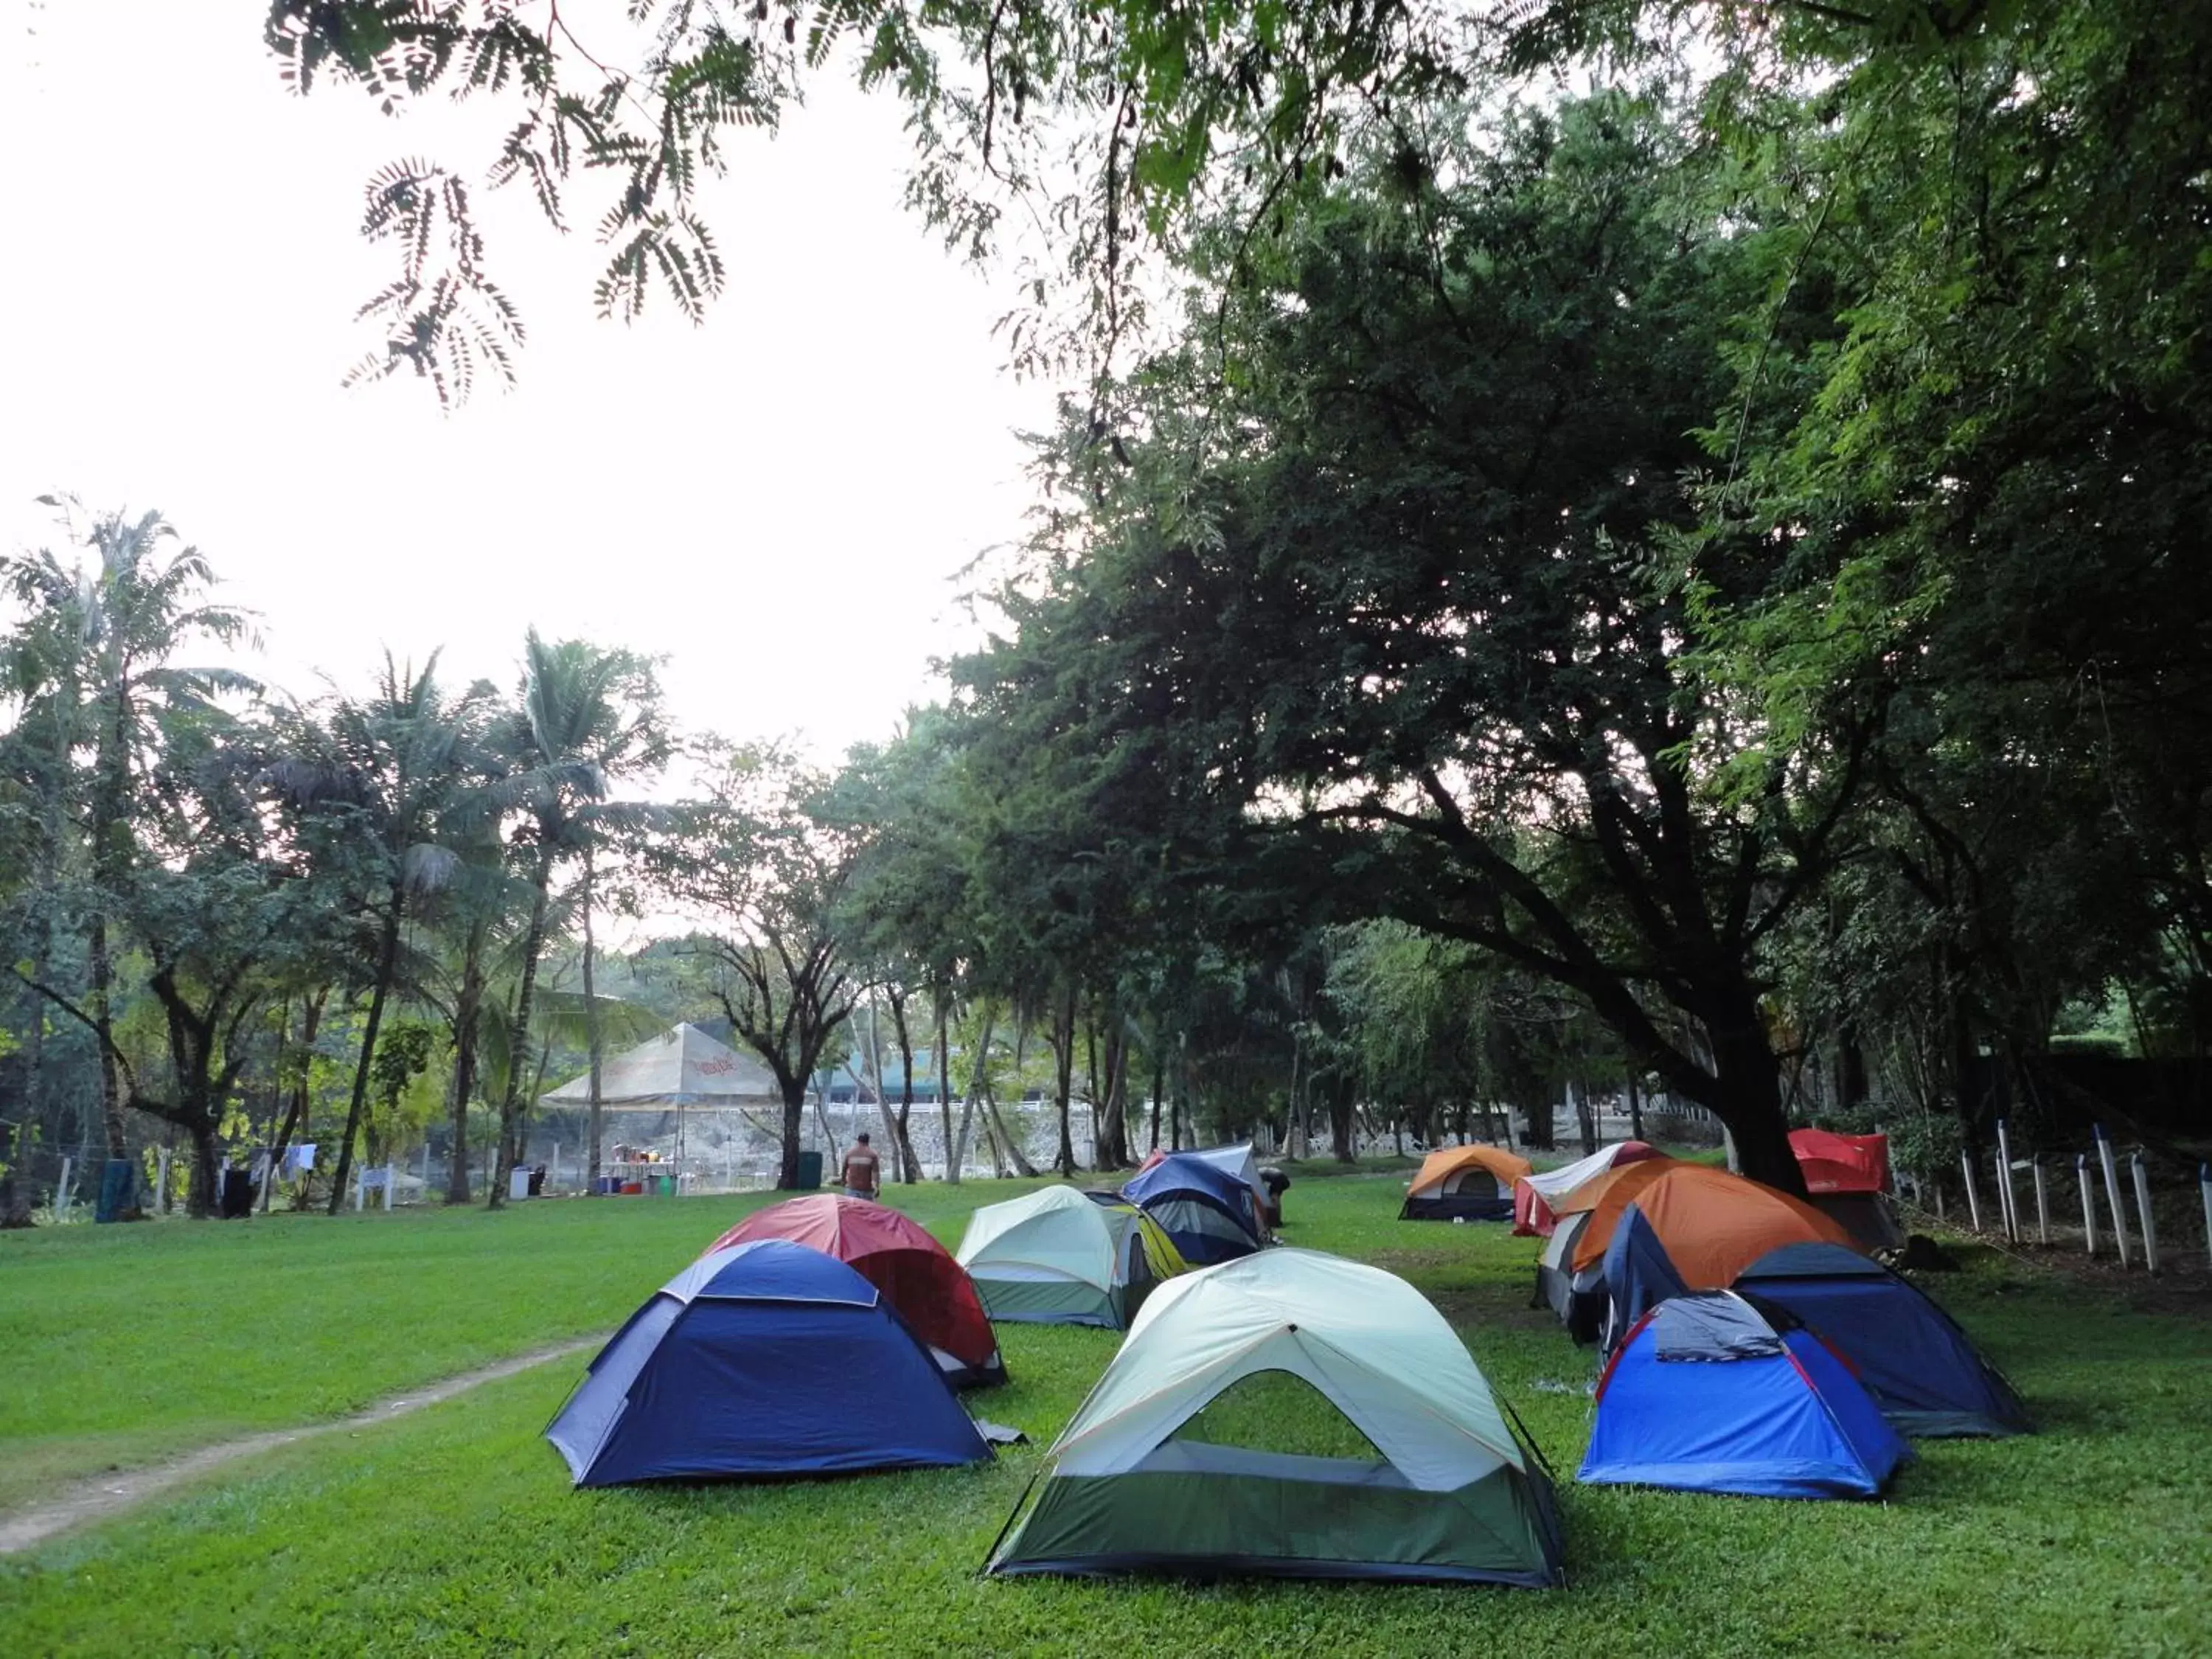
704 1196 1004 1386
1790 1130 1891 1194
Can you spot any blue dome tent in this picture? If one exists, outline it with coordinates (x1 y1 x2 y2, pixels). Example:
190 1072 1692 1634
1736 1242 2031 1438
546 1239 993 1486
1579 1293 1910 1500
1121 1154 1266 1265
1600 1212 2029 1441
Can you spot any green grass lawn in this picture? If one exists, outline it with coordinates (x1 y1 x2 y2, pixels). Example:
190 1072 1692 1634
0 1178 1056 1512
4 1171 2208 1656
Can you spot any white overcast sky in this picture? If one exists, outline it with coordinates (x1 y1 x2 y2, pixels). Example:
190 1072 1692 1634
0 3 1055 762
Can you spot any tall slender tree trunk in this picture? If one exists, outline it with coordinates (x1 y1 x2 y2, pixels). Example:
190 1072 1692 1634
1627 1071 1644 1142
490 852 555 1210
580 845 607 1195
448 919 485 1204
1148 1046 1165 1155
87 693 133 1162
1051 982 1078 1177
885 994 919 1183
936 988 960 1184
86 912 128 1160
327 896 403 1215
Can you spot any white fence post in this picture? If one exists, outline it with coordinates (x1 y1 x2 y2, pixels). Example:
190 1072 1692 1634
55 1155 74 1222
2200 1164 2211 1273
155 1147 171 1214
2031 1158 2050 1245
354 1165 365 1213
2077 1154 2098 1256
1994 1120 2020 1242
381 1165 394 1213
550 1141 560 1192
1959 1151 1983 1232
2129 1152 2158 1276
2096 1124 2131 1268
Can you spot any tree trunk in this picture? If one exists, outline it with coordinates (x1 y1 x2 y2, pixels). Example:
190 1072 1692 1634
887 994 919 1183
1627 1071 1644 1141
328 895 403 1216
1100 1026 1130 1170
490 850 555 1210
581 845 607 1195
86 911 128 1161
1148 1046 1165 1155
777 1077 807 1189
448 919 485 1203
1704 1004 1805 1194
936 990 959 1184
1575 1080 1596 1155
1051 982 1078 1177
187 1117 221 1220
1520 1096 1556 1150
88 691 133 1164
1328 1077 1355 1164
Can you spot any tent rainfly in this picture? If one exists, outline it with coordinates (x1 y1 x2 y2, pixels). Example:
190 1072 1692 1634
957 1184 1186 1328
705 1195 1006 1388
1579 1292 1910 1500
544 1239 992 1485
1121 1154 1267 1265
1399 1144 1534 1221
985 1248 1565 1586
1511 1141 1664 1236
1135 1143 1270 1221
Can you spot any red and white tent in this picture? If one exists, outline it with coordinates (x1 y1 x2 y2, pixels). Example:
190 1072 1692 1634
1511 1140 1664 1237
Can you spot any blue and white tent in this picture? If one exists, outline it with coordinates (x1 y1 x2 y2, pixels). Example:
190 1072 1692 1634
546 1239 992 1486
1121 1154 1266 1266
1579 1292 1910 1500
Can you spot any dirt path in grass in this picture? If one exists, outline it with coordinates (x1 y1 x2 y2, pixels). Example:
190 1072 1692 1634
0 1335 602 1557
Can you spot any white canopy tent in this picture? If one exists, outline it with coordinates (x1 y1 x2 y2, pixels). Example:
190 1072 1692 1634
540 1023 780 1173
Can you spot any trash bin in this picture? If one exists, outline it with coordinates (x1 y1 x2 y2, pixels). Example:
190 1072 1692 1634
509 1167 532 1202
655 1175 675 1197
593 1176 617 1196
95 1158 137 1223
793 1150 824 1190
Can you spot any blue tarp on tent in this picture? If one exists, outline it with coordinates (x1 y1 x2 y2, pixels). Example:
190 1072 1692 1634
1579 1293 1910 1500
546 1239 993 1486
1121 1155 1264 1266
1736 1245 2031 1438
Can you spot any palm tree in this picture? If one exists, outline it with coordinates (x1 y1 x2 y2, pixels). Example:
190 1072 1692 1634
0 500 253 1165
487 632 667 1208
265 652 502 1213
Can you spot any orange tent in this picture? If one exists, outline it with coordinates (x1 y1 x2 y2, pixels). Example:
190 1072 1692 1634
1400 1144 1534 1221
1571 1162 1860 1287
